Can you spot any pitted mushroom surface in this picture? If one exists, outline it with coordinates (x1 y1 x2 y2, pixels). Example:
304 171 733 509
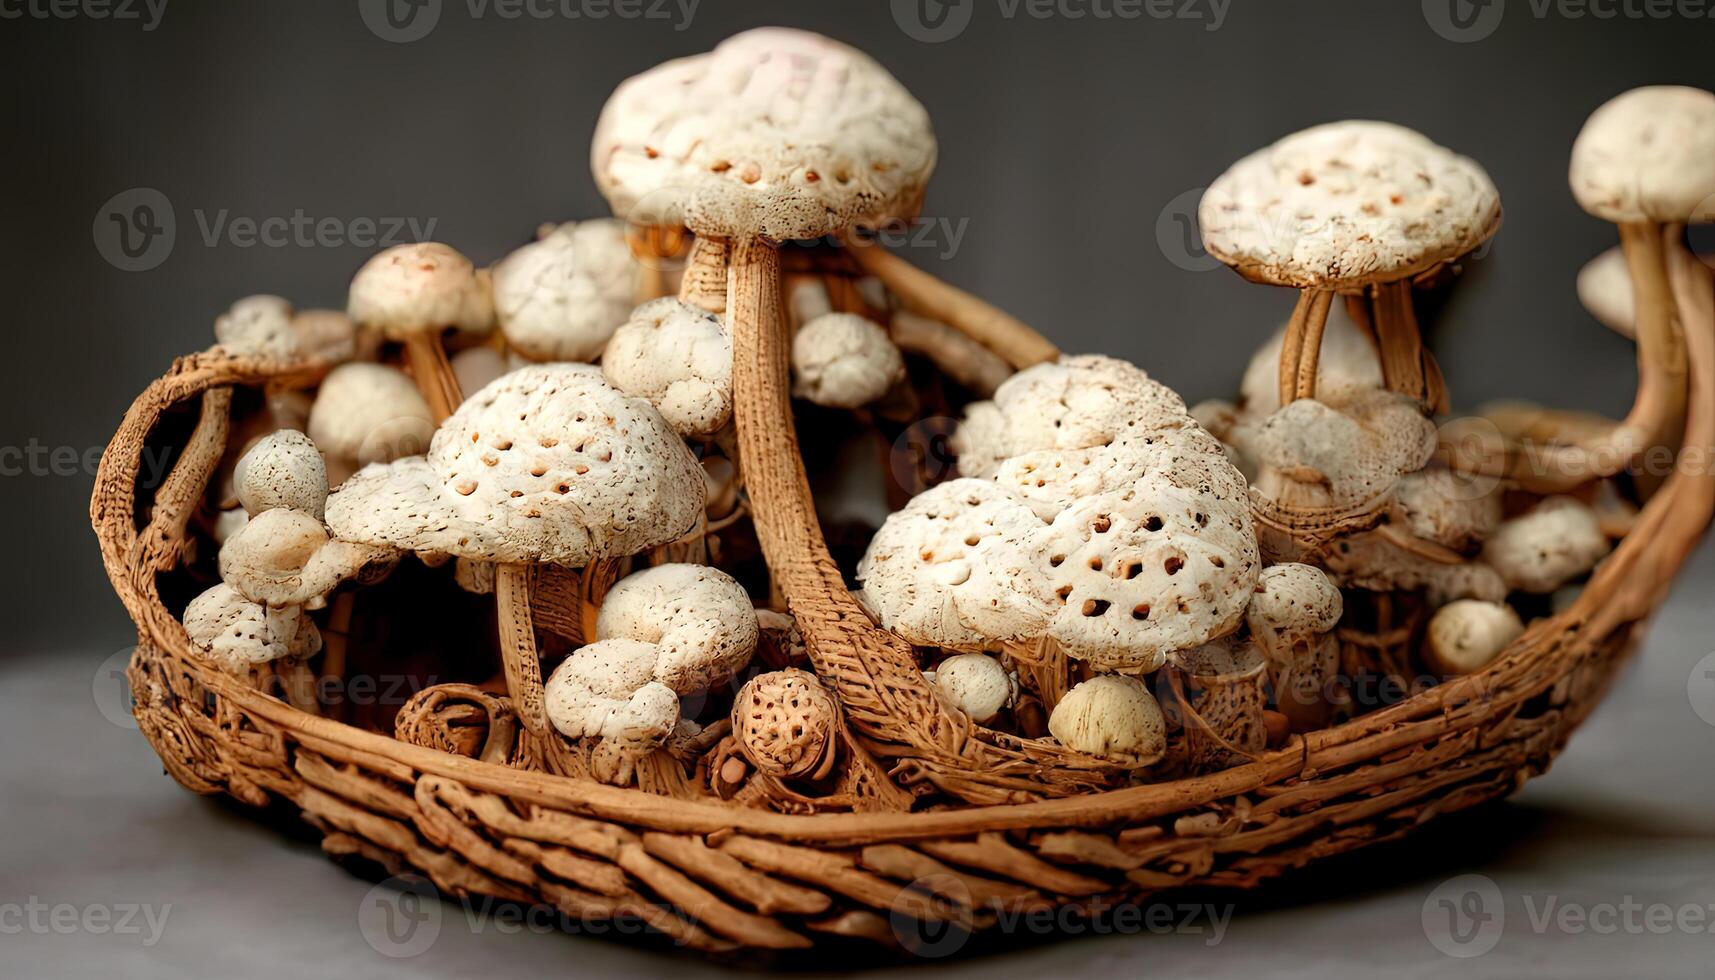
233 430 328 521
601 297 733 438
595 563 759 694
183 582 322 672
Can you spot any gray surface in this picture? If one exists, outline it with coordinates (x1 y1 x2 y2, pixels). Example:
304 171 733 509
2 0 1712 651
4 540 1712 978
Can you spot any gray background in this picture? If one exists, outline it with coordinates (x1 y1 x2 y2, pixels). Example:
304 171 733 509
1 2 1713 976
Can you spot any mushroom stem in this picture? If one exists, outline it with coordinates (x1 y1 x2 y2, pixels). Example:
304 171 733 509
678 235 730 313
400 332 464 423
843 235 1058 369
1511 222 1688 492
1368 281 1450 415
628 225 689 305
1277 288 1334 405
494 562 549 737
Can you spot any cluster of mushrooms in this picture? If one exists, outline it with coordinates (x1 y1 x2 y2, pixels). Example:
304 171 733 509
176 28 1713 810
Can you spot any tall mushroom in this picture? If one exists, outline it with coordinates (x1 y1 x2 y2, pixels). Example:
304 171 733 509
1519 86 1714 491
325 365 705 740
348 242 494 422
1200 121 1500 415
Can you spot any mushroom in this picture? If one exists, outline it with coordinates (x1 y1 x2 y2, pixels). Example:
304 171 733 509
183 582 321 673
232 430 328 521
925 653 1017 726
790 313 906 409
1201 121 1500 415
1047 675 1165 767
1520 86 1713 490
730 668 838 780
214 294 369 364
1244 563 1343 731
863 355 1260 674
600 297 733 439
1481 496 1611 593
306 362 436 487
1389 466 1503 554
324 365 705 741
1577 246 1636 339
1423 599 1524 676
544 563 758 783
491 218 638 363
347 242 494 421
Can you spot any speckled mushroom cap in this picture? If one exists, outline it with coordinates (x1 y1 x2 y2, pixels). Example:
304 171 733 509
927 653 1016 725
1252 387 1437 507
215 296 366 364
1239 303 1383 416
731 668 838 779
595 563 758 695
1247 563 1342 634
234 430 328 521
591 27 937 240
1047 675 1165 767
1425 599 1524 676
865 354 1259 671
183 582 322 672
1576 246 1636 338
307 363 436 466
856 478 1055 650
1481 496 1611 593
790 313 905 409
1569 86 1715 223
325 365 703 567
952 355 1192 479
1391 467 1503 552
543 637 680 743
601 298 733 439
1200 121 1501 288
348 242 494 341
492 219 637 363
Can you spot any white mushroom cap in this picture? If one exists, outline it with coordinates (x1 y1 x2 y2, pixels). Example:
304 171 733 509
856 478 1057 649
1391 467 1503 552
492 219 637 362
1247 563 1342 634
348 242 494 341
952 355 1191 479
215 295 296 358
234 430 328 520
595 563 758 695
1424 599 1524 675
1048 675 1165 767
1577 246 1635 338
183 583 321 672
1481 496 1610 593
1569 86 1715 223
591 27 936 241
1201 121 1501 288
928 653 1016 725
790 313 905 409
307 363 436 466
1239 301 1383 416
451 346 510 401
543 637 680 743
219 508 392 608
325 365 702 566
600 298 733 439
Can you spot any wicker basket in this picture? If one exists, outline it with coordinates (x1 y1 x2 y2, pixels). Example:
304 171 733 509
93 241 1711 954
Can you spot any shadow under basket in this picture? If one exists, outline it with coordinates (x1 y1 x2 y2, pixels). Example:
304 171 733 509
94 348 1711 956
